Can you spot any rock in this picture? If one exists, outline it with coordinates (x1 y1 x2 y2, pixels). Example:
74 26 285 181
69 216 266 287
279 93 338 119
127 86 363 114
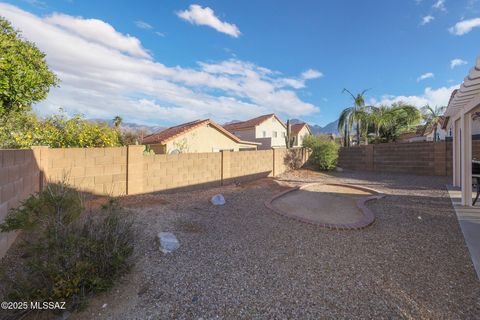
158 232 180 253
211 194 226 205
102 303 108 309
334 167 344 172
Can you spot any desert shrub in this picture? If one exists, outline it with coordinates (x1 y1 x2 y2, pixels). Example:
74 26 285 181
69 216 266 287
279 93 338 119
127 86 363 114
283 148 304 169
0 183 134 314
303 135 340 170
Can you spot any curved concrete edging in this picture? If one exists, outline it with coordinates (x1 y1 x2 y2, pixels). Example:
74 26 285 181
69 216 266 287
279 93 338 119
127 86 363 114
264 183 385 230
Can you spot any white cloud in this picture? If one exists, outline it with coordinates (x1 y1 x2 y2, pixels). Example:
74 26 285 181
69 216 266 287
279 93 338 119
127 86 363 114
155 31 166 37
0 3 318 125
135 20 153 30
45 13 152 59
176 4 241 38
370 84 459 108
449 18 480 35
420 15 434 25
450 58 468 69
301 69 323 80
417 72 434 82
433 0 446 11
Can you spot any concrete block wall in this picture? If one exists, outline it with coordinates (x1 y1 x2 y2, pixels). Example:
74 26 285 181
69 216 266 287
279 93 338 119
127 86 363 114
46 147 128 196
338 140 480 176
0 146 309 258
229 150 273 182
143 152 222 193
0 149 41 257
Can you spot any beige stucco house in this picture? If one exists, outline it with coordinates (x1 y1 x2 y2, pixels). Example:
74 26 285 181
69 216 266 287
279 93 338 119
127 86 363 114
223 114 287 150
142 119 259 154
398 118 448 142
291 123 312 147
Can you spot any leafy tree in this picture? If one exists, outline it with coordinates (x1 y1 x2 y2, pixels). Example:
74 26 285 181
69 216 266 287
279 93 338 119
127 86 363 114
0 17 58 115
421 105 446 142
338 89 369 146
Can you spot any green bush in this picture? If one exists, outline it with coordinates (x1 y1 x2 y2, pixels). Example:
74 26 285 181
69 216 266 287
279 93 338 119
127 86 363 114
0 111 121 148
303 135 340 170
0 183 134 314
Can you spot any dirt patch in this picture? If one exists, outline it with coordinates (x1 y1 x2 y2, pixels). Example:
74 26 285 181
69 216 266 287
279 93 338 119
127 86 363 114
174 219 207 234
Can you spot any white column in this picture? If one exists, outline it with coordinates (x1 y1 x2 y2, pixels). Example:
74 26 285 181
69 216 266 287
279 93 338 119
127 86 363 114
461 112 472 206
453 119 460 186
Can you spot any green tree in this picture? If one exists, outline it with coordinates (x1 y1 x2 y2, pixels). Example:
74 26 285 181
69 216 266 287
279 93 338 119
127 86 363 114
421 105 446 142
338 89 369 146
370 103 422 143
0 17 58 115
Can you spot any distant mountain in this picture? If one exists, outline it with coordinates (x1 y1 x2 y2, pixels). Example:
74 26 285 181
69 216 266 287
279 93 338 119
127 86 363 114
90 119 165 134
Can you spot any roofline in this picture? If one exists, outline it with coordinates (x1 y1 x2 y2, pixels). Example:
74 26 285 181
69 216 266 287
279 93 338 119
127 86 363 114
143 119 260 146
224 113 287 131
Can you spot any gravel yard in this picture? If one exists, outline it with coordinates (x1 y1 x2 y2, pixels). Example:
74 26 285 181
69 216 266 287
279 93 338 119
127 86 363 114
73 169 480 319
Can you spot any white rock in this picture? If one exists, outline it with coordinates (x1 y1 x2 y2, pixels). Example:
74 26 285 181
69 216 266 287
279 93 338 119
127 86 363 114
102 303 108 309
335 167 344 172
211 194 226 205
158 232 180 253
418 216 422 220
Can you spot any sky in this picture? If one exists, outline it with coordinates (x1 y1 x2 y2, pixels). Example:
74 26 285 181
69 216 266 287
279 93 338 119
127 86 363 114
1 0 479 127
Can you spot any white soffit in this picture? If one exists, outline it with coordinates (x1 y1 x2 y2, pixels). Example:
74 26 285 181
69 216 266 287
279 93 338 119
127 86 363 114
446 57 480 117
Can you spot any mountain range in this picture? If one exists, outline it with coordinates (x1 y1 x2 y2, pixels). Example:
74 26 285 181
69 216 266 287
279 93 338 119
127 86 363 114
93 118 339 136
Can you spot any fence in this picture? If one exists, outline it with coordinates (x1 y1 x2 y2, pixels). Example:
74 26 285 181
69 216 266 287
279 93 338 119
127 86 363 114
0 146 308 258
338 140 478 176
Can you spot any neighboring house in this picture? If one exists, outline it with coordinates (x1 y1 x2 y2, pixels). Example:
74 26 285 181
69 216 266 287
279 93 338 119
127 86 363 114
223 114 287 150
291 123 312 147
398 117 448 142
142 119 259 154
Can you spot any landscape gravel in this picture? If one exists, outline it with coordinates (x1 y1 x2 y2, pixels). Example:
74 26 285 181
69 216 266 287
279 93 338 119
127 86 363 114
72 170 480 319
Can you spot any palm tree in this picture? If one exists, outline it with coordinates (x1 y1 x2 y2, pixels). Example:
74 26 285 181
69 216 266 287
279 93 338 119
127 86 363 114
113 115 123 129
338 88 369 145
368 105 394 140
421 105 446 142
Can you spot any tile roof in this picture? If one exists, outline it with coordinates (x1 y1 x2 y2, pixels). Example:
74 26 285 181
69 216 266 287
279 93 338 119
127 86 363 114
223 114 286 131
291 123 310 135
142 119 258 145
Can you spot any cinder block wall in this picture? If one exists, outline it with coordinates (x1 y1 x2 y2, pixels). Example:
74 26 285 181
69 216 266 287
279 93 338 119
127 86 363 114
46 147 128 196
338 140 480 176
0 149 41 257
0 146 309 258
143 152 222 193
229 150 273 182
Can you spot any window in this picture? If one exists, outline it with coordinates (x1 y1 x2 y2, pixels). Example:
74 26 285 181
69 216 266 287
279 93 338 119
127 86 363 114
281 132 286 138
273 131 277 138
262 131 267 137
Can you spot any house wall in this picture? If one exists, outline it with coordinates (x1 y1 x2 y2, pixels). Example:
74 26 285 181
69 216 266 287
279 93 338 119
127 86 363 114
255 117 287 149
294 126 311 147
0 146 309 258
157 124 257 154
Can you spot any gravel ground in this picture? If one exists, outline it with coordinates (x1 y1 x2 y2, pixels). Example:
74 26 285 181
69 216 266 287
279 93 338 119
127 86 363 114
70 169 480 319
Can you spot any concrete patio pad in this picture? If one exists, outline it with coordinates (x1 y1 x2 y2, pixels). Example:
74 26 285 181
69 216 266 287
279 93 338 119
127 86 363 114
266 183 382 229
447 185 480 280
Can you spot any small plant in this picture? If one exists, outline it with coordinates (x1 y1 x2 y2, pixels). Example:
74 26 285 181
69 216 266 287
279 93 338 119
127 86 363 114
303 135 340 170
283 148 303 169
0 182 134 315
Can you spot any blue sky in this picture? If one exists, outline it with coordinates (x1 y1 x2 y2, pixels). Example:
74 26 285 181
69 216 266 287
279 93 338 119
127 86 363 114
1 0 479 126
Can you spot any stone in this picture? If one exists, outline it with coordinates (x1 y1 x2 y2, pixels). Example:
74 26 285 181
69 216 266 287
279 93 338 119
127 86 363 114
158 232 180 253
334 167 344 172
211 194 226 205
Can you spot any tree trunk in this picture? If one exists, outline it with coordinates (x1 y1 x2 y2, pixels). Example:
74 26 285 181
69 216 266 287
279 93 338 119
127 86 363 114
356 120 361 145
433 126 437 142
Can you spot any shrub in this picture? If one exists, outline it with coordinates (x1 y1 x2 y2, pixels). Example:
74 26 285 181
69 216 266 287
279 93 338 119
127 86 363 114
283 149 304 169
0 182 134 314
0 111 121 148
303 135 340 170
